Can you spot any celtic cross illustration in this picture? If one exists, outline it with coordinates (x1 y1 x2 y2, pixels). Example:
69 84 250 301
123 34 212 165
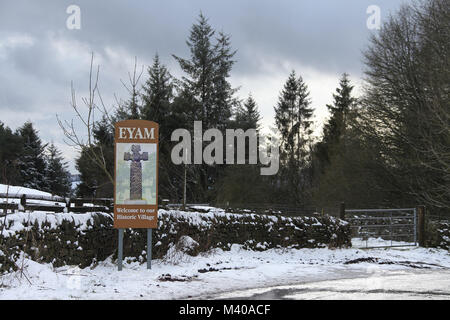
124 144 148 200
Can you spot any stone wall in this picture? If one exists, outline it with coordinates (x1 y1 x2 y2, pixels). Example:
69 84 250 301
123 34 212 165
426 220 450 250
0 208 351 274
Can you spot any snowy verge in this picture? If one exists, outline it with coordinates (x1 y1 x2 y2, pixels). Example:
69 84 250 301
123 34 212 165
0 242 448 300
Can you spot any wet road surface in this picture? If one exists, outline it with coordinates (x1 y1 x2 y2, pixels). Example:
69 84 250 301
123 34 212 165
201 269 450 300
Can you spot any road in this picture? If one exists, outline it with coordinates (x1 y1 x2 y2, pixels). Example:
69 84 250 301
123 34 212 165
202 269 450 300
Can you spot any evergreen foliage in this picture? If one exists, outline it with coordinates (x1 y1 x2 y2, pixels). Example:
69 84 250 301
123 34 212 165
172 13 239 201
274 71 314 204
315 73 356 170
75 117 114 197
45 143 71 197
16 122 48 191
0 122 23 185
235 94 261 130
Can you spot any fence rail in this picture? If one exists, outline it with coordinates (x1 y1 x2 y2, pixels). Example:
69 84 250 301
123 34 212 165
214 203 324 217
0 193 114 215
1 193 331 218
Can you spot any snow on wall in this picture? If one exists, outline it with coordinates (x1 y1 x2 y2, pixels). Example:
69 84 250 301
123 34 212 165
0 207 351 273
0 211 111 238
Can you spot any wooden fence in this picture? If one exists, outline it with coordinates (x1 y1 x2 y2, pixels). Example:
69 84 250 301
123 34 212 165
0 191 347 218
0 193 113 214
213 203 331 217
0 193 330 218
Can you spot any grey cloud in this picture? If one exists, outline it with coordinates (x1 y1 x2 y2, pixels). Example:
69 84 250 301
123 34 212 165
1 0 407 75
0 0 408 171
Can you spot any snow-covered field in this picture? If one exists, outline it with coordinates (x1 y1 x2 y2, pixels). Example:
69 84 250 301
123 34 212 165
0 241 448 300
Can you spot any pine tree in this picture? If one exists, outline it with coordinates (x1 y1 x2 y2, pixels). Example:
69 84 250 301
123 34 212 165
315 73 356 168
0 121 23 185
274 71 314 204
115 58 144 121
172 13 238 201
115 84 141 121
45 143 71 197
312 73 358 207
275 71 313 166
115 89 141 121
236 94 261 130
16 121 48 190
140 54 188 201
173 13 216 124
212 32 238 130
141 54 173 139
173 13 237 129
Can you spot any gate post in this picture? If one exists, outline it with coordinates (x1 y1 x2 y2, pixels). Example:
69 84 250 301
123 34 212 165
339 202 345 220
417 205 426 247
20 194 26 212
65 198 71 213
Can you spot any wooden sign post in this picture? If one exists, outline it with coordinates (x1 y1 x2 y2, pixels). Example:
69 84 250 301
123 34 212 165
114 120 159 270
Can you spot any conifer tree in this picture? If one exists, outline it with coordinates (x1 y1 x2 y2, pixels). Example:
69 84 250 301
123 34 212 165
75 117 114 197
173 13 237 129
236 94 261 130
172 13 238 201
212 32 238 130
311 73 360 207
45 143 71 197
140 54 187 201
315 73 356 168
16 122 48 190
115 58 144 121
0 121 23 185
274 71 314 204
275 71 313 167
115 82 141 121
173 13 216 124
141 54 173 139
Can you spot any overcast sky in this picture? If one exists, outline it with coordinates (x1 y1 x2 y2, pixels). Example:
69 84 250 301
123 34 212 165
0 0 408 172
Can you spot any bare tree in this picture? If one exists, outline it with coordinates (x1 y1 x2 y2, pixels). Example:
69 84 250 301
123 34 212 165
359 0 450 210
119 57 144 120
57 53 114 184
56 54 144 190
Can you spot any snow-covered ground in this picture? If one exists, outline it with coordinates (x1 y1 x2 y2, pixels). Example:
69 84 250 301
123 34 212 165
0 185 448 299
0 241 449 300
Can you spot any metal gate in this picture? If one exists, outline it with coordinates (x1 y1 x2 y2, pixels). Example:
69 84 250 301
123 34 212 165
346 208 417 248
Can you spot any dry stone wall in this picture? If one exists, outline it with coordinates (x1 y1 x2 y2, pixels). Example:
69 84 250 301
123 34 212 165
0 208 351 274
